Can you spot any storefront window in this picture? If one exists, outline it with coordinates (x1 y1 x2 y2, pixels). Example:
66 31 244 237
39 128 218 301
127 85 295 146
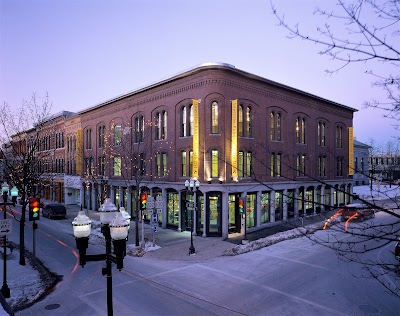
261 192 270 223
246 193 256 228
275 191 283 221
167 191 179 227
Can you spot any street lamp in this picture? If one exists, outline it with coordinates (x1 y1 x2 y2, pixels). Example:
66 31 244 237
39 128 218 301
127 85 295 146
1 182 14 298
185 178 200 255
72 198 129 316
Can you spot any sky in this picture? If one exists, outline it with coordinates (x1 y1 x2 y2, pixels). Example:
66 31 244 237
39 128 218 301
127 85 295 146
0 0 398 148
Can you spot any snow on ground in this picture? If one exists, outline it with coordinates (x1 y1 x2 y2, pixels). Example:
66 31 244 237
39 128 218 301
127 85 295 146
353 183 400 201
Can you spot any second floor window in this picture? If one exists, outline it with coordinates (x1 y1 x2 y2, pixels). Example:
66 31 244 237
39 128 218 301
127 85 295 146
318 156 326 177
296 154 306 177
336 156 343 176
181 151 187 177
211 149 219 178
270 153 282 177
155 152 167 176
114 156 121 176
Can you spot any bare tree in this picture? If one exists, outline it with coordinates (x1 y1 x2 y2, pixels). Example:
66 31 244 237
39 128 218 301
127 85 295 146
271 0 400 124
0 92 53 265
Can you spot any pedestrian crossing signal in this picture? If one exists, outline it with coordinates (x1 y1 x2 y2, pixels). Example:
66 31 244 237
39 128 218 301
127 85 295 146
29 198 40 221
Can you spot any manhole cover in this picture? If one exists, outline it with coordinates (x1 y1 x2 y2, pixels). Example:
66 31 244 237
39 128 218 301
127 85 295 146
45 303 61 310
358 304 379 314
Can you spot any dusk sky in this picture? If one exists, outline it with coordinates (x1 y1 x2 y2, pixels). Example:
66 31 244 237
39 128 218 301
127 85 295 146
1 0 397 148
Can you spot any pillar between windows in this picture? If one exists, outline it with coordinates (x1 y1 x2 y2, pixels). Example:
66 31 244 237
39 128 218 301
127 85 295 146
91 183 96 210
202 191 207 237
270 190 276 222
321 186 325 212
256 191 262 227
222 191 229 239
283 189 288 221
127 188 132 216
313 187 317 215
162 188 167 229
294 188 299 218
178 190 182 232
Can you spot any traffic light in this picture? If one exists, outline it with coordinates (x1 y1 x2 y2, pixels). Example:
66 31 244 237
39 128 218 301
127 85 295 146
140 193 147 210
238 198 245 213
29 197 40 221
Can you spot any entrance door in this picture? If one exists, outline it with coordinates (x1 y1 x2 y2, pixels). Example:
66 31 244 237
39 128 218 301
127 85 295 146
207 192 222 236
228 194 241 233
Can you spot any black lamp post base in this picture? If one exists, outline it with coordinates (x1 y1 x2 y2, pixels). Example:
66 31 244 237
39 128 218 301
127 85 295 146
1 285 10 298
189 245 196 255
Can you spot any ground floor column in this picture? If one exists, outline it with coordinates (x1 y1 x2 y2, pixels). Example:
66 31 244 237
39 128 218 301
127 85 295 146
202 191 207 237
221 191 229 239
256 191 262 226
270 190 276 222
162 188 167 228
178 190 182 232
283 189 288 221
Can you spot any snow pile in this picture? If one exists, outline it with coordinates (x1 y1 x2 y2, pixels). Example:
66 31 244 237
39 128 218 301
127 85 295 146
353 183 400 201
224 222 324 256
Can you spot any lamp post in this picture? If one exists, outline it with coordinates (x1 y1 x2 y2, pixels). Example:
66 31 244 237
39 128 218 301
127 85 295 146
185 178 200 255
72 198 129 316
1 182 13 298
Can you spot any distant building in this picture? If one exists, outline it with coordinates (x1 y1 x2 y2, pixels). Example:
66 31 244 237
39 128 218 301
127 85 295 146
353 140 371 186
370 153 400 182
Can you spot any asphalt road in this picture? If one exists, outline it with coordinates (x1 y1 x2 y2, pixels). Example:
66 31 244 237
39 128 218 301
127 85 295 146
8 204 400 315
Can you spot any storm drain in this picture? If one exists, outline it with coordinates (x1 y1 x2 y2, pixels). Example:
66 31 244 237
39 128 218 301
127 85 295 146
44 303 61 311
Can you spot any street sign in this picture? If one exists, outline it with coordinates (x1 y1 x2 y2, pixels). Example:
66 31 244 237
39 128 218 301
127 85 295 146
0 219 12 236
153 226 158 233
156 208 162 214
147 196 155 210
155 196 163 209
152 214 158 223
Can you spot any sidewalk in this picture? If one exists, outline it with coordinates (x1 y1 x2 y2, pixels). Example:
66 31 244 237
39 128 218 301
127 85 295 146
64 201 336 262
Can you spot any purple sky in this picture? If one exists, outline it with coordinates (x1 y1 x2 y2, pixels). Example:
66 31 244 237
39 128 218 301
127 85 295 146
1 0 397 148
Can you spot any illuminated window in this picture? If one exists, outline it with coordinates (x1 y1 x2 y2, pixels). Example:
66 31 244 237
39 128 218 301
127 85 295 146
113 156 121 176
114 125 122 146
211 101 219 134
211 150 219 178
238 151 244 177
246 152 252 176
181 151 187 176
181 107 187 137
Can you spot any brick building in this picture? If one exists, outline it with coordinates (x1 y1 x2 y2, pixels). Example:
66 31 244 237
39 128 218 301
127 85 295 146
57 63 356 238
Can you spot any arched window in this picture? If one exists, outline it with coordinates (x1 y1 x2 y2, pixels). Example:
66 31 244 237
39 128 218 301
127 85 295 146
181 107 187 137
238 105 243 137
211 101 219 134
246 107 251 137
135 116 144 143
